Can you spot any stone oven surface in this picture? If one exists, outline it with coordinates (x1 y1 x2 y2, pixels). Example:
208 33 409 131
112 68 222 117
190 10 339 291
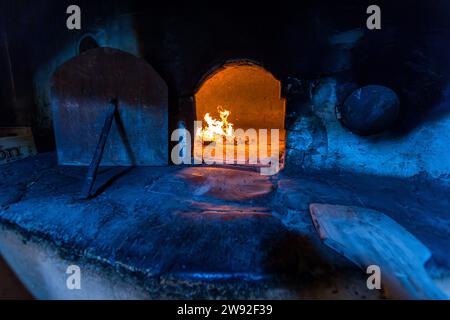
0 153 449 299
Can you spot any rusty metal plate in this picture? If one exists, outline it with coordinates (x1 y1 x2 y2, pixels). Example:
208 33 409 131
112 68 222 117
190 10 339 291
51 47 168 166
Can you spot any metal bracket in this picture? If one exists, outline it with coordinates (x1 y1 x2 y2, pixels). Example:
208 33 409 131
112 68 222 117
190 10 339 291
80 98 118 199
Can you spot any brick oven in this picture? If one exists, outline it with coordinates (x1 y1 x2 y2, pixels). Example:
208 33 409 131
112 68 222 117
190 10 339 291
0 0 449 301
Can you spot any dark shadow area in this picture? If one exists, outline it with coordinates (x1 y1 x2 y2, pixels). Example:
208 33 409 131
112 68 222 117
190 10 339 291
78 35 99 54
351 1 450 135
91 166 135 198
0 256 33 300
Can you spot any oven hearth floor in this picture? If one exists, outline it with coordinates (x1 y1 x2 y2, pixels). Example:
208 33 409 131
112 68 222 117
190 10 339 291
0 153 449 299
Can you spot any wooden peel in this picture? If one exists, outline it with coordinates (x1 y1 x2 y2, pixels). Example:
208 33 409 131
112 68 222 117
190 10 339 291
309 203 447 300
52 47 168 166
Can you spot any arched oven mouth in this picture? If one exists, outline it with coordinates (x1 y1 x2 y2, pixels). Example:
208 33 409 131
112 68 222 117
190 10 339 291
184 59 286 173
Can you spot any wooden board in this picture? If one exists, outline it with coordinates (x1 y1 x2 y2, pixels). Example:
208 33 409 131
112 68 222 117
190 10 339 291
309 203 447 300
51 47 168 166
0 127 37 165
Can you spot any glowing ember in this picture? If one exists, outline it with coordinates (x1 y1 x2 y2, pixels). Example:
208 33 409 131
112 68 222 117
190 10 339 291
196 106 235 141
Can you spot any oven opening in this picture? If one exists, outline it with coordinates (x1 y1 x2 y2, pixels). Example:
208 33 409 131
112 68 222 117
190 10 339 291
193 62 286 170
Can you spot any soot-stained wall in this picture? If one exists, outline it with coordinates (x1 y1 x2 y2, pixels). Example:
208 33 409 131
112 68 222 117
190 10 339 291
1 0 450 178
287 79 450 180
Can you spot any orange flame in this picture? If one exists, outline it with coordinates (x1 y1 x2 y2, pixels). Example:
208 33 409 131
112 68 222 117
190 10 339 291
196 106 235 141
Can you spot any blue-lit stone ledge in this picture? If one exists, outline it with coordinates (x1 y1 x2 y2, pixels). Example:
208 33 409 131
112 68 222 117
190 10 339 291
0 153 449 299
